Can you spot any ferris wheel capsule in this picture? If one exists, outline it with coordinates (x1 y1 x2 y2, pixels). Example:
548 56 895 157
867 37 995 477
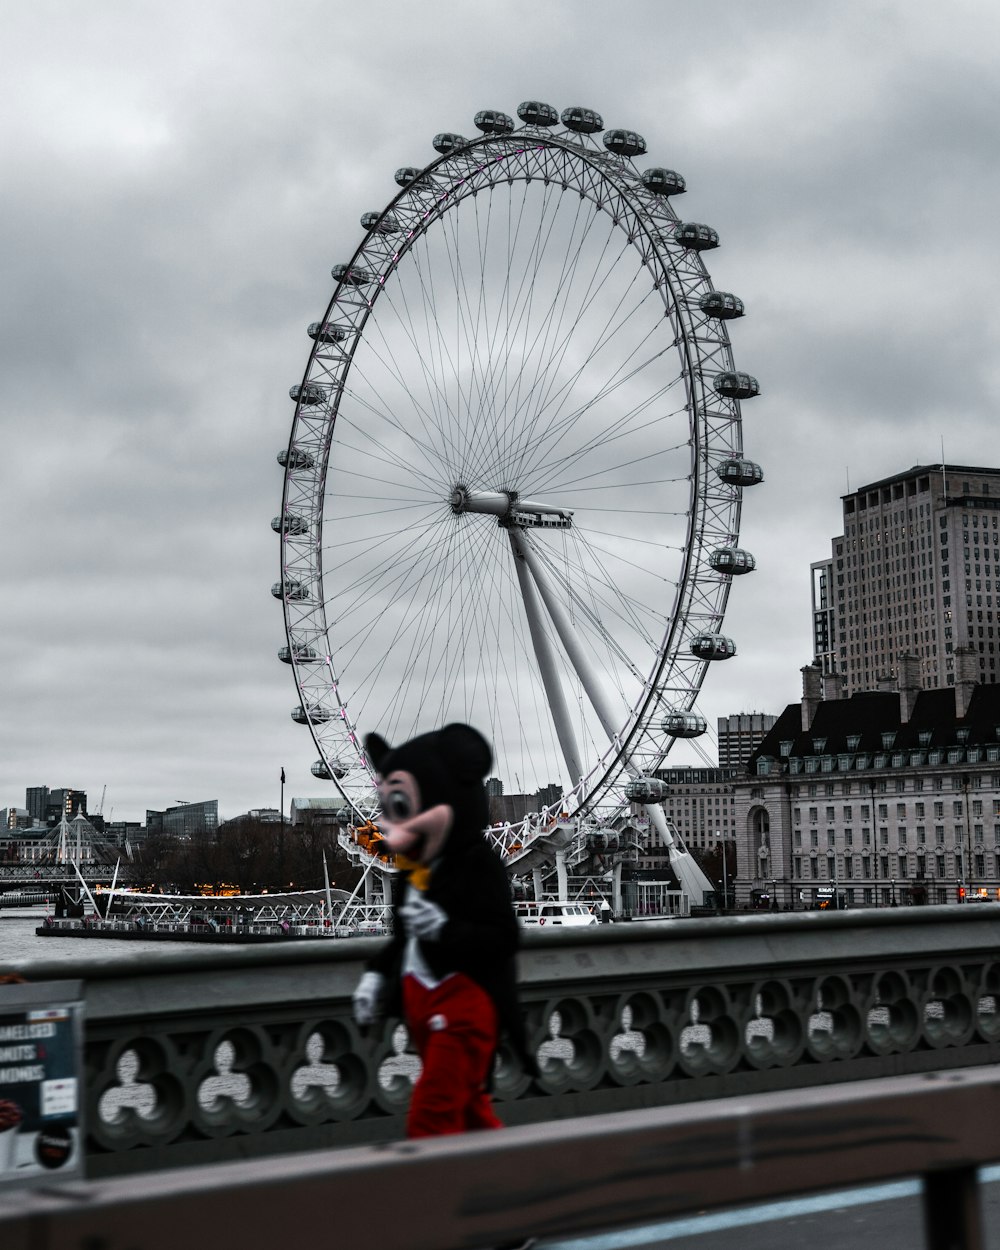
432 133 467 155
289 382 326 406
272 579 309 601
307 322 348 344
312 758 347 780
360 211 400 234
394 167 428 188
517 100 559 126
474 109 515 134
561 106 603 133
709 547 756 575
271 513 309 537
292 704 333 725
675 222 720 251
278 644 319 664
699 292 745 320
661 710 708 738
331 263 376 287
603 129 647 157
640 168 686 196
690 633 737 661
277 447 315 471
625 777 669 803
716 457 764 487
714 371 760 399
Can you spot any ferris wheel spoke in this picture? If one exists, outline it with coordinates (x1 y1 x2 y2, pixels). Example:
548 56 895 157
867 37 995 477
510 294 675 486
501 209 624 484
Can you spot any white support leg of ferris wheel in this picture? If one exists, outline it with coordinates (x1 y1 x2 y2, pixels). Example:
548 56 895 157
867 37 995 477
512 527 714 907
509 528 584 788
510 527 626 756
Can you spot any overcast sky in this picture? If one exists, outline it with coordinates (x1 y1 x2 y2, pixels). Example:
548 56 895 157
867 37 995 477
3 0 999 823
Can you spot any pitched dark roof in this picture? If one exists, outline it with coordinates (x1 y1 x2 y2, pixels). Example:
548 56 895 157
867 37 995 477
749 683 1000 769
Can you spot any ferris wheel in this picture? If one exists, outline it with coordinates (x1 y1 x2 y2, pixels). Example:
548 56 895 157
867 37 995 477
274 100 762 863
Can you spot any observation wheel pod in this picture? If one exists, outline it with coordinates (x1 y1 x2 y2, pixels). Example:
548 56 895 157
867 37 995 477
307 322 348 344
330 263 376 287
277 447 315 471
675 221 720 251
625 777 670 803
474 109 515 134
603 129 647 157
278 644 319 664
394 166 428 187
517 100 560 126
312 758 347 780
271 513 309 537
272 579 309 601
689 633 738 661
708 547 756 575
289 382 326 406
661 710 708 738
278 99 761 843
560 106 604 133
700 291 744 320
714 371 760 399
716 457 764 487
432 132 467 155
640 167 686 196
360 211 401 234
292 704 333 725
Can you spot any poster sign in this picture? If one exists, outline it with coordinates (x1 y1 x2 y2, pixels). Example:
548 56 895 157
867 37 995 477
0 979 84 1187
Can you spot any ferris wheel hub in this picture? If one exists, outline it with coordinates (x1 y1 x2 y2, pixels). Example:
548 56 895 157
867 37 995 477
450 485 573 529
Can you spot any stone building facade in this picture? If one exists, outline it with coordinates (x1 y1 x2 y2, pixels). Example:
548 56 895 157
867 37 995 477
734 653 1000 910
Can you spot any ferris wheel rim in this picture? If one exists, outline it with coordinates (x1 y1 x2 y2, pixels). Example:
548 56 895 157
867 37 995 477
278 114 749 828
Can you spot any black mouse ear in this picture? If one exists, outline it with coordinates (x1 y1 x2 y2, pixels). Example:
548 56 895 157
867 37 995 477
439 724 492 781
364 733 392 772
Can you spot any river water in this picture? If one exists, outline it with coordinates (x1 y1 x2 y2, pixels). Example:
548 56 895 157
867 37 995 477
0 908 284 974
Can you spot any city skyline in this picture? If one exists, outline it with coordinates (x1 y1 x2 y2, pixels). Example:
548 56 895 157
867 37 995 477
3 2 999 821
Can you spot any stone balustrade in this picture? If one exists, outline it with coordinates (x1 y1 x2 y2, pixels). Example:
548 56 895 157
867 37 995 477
16 904 1000 1178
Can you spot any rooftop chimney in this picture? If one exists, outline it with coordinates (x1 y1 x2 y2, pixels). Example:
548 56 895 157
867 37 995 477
801 663 822 731
955 644 978 720
898 652 922 723
822 671 841 702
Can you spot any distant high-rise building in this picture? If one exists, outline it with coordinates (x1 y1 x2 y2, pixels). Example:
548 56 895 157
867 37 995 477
25 787 49 823
812 463 1000 696
45 789 87 825
145 800 218 839
717 713 777 768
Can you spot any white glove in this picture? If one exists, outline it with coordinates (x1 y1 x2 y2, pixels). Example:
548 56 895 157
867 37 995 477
352 970 386 1026
399 893 447 941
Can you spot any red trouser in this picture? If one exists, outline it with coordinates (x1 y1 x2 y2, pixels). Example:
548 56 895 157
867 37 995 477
402 972 503 1138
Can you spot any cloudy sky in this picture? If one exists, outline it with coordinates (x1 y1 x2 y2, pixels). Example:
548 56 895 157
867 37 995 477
3 0 998 823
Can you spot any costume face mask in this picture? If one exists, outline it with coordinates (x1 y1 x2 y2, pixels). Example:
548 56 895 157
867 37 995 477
376 770 453 865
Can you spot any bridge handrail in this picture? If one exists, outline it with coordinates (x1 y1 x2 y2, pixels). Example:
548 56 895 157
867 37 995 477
1 1066 995 1250
10 905 1000 1178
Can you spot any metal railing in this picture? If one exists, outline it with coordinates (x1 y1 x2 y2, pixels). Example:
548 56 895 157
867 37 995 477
2 1066 997 1250
12 904 1000 1177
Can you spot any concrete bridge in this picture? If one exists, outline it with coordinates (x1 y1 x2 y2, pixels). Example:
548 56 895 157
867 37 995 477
5 907 1000 1247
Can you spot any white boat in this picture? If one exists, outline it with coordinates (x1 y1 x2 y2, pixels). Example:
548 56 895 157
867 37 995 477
515 900 600 928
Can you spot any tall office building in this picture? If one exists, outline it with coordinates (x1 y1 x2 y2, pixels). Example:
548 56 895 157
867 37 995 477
717 713 777 768
812 464 1000 695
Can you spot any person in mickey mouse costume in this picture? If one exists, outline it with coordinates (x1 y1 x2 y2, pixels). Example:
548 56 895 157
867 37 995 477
352 722 535 1139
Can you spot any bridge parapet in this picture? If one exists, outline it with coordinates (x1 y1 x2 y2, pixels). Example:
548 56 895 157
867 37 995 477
14 905 1000 1177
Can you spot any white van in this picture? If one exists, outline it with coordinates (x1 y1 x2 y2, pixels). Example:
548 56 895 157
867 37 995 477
515 901 599 928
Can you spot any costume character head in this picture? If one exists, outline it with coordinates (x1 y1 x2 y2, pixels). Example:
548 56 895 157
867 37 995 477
364 723 492 876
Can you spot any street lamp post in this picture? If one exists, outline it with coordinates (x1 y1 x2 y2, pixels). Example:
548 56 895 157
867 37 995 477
716 830 728 912
891 877 897 907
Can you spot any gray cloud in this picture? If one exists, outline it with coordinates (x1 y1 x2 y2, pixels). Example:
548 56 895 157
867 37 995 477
3 0 999 816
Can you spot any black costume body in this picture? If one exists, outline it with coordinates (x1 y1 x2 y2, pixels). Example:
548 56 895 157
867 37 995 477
362 724 534 1133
